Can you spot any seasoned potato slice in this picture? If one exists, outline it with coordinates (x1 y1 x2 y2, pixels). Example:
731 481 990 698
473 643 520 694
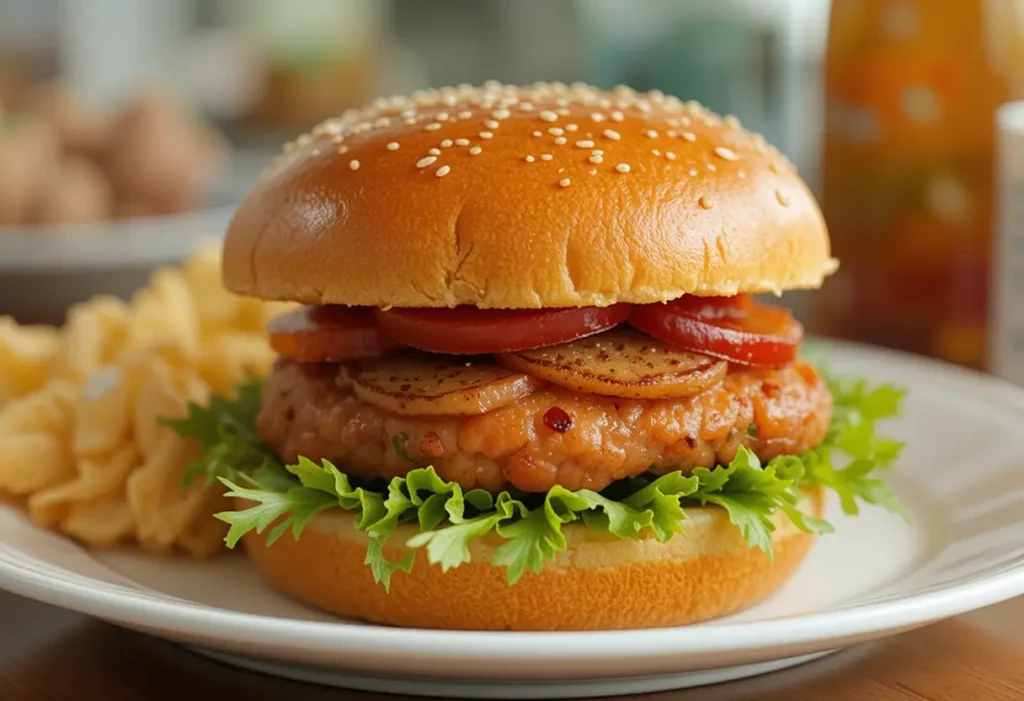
352 354 543 416
499 329 725 399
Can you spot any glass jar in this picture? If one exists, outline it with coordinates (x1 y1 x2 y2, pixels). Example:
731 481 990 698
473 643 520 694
811 0 1024 369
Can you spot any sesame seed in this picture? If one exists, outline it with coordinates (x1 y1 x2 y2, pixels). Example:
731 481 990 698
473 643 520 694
437 139 451 148
459 110 473 119
485 119 500 129
386 142 400 151
404 117 417 125
492 109 511 119
603 129 621 140
565 123 578 132
738 170 746 179
591 112 606 122
776 190 790 206
645 130 659 138
539 110 558 122
559 178 572 188
436 165 451 177
714 146 738 161
425 122 442 131
554 136 567 145
589 168 598 175
337 145 349 154
557 108 570 116
588 154 604 164
454 138 469 146
525 155 535 162
532 130 543 137
417 156 437 168
611 111 624 122
593 149 604 155
681 131 696 142
548 127 565 136
437 112 450 121
707 163 717 171
349 159 360 170
688 169 698 176
576 140 595 148
478 131 493 140
331 134 345 144
519 102 535 111
652 149 661 156
698 196 713 209
541 154 553 161
615 163 631 173
470 146 483 155
666 152 677 161
374 117 390 127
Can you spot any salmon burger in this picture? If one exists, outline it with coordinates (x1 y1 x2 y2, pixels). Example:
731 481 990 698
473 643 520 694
170 81 905 631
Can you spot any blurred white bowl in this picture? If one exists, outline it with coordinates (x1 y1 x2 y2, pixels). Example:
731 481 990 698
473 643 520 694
0 206 234 323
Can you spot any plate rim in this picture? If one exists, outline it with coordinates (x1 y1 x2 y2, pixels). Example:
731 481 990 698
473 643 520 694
2 341 1024 663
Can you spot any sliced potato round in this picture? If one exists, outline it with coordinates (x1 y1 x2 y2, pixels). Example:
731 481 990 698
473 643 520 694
498 329 726 399
351 354 544 416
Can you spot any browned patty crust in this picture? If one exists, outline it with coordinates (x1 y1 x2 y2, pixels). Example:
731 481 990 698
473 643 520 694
258 358 831 494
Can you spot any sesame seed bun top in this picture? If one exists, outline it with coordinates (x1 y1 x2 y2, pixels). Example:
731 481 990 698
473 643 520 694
223 81 836 309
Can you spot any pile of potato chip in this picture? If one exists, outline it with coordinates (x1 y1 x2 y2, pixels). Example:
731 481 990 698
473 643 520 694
0 244 289 556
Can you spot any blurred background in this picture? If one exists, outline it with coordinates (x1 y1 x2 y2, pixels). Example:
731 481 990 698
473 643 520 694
2 0 1024 383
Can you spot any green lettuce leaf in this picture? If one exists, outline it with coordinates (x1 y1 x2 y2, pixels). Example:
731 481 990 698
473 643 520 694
167 370 906 588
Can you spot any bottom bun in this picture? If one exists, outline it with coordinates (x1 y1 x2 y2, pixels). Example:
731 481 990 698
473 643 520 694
241 487 824 631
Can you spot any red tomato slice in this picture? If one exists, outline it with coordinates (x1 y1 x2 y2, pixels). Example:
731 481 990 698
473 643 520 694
375 305 631 355
268 306 404 362
629 295 803 367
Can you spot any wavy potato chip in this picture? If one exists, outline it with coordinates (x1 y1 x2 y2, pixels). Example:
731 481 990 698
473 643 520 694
28 444 139 527
0 317 61 407
51 297 130 384
127 429 212 549
0 381 77 494
61 489 135 548
128 268 201 359
0 244 278 557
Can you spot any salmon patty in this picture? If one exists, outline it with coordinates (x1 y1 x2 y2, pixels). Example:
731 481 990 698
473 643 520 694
258 359 832 494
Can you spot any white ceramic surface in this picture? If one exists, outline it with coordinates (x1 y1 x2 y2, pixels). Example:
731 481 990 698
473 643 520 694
1 343 1024 699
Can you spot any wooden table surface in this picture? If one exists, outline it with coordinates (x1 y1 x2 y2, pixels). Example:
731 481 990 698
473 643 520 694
2 592 1022 701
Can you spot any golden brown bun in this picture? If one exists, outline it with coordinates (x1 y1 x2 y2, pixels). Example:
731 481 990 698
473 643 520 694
224 82 835 309
241 487 824 631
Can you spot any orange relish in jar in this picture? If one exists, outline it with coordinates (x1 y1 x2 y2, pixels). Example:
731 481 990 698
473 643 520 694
812 0 1024 369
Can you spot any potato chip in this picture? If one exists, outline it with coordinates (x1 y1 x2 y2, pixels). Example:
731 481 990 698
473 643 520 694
182 242 239 332
127 267 201 359
175 492 232 558
126 429 211 548
133 358 206 458
0 317 61 407
0 244 280 558
28 444 139 527
61 489 135 548
51 297 130 383
0 382 77 494
198 332 276 394
73 365 133 458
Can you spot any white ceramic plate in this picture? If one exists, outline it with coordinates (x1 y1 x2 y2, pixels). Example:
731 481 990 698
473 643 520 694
2 343 1024 699
0 207 233 273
